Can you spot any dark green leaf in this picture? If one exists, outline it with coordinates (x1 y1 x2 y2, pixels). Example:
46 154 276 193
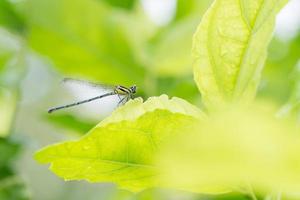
0 0 25 33
45 113 95 134
103 0 136 10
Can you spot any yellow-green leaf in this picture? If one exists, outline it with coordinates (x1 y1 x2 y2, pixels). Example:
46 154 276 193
151 17 200 77
158 103 300 193
34 95 203 192
0 88 17 137
192 0 288 109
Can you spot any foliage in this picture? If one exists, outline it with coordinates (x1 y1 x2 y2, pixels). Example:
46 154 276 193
103 0 137 10
45 113 96 134
35 95 203 192
0 88 17 137
0 0 25 34
33 0 300 199
192 0 288 109
0 0 299 199
0 138 30 200
25 0 146 86
158 103 300 193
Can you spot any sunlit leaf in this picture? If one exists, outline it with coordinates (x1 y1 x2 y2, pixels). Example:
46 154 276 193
192 0 288 109
35 95 204 192
158 103 300 193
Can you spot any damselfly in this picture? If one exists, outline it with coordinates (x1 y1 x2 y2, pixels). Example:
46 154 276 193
48 78 137 113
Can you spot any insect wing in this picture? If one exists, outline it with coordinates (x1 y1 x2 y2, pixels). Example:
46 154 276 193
60 78 126 119
62 78 115 98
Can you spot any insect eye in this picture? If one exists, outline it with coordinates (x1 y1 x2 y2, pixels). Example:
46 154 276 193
131 85 137 93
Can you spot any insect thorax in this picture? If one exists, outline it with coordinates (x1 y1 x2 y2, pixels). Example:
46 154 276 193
115 85 131 95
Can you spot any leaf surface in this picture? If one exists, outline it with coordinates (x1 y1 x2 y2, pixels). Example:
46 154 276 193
35 95 203 192
192 0 288 108
158 103 300 193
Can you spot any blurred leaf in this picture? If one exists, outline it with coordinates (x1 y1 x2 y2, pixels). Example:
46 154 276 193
148 0 212 78
0 0 25 33
0 29 26 137
45 113 95 134
158 103 300 193
108 189 133 200
174 0 213 21
0 138 29 200
150 17 200 76
0 176 29 200
157 76 200 103
35 95 203 192
103 0 137 10
175 0 197 20
260 33 300 103
0 88 17 137
270 34 300 120
192 0 288 109
276 66 300 121
0 29 29 199
0 29 21 72
25 0 145 86
0 138 20 170
197 192 252 200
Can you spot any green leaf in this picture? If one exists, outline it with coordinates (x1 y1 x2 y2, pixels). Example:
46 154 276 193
0 88 17 138
0 138 29 200
192 0 288 109
0 29 21 73
158 103 300 193
35 95 203 192
102 0 137 10
0 177 30 200
174 0 213 21
148 0 213 77
0 138 20 171
0 0 25 33
277 61 300 120
261 33 300 104
150 17 200 76
157 76 200 103
45 113 95 135
0 30 25 137
25 0 145 86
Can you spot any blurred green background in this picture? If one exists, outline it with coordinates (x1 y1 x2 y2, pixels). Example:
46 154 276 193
0 0 299 199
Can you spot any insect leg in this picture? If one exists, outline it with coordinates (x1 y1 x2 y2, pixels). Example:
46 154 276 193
117 96 128 107
117 94 122 101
